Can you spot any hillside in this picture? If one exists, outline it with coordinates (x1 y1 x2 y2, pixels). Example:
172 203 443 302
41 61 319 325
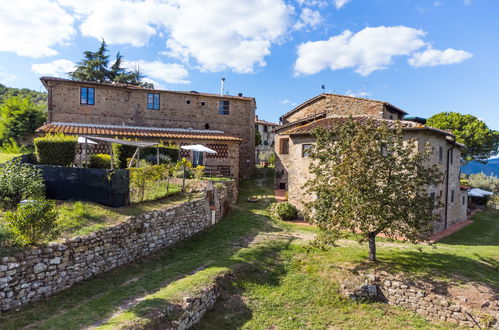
462 158 499 176
0 83 47 105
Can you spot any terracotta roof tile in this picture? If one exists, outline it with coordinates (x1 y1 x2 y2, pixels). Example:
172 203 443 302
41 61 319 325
281 116 455 138
36 123 242 142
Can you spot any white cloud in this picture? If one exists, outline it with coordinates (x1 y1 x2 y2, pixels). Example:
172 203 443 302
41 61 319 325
334 0 352 9
0 67 17 85
31 59 76 77
124 60 190 85
296 0 328 7
59 0 292 74
295 26 427 76
294 8 323 30
281 99 297 106
345 90 370 98
408 48 473 67
0 0 75 57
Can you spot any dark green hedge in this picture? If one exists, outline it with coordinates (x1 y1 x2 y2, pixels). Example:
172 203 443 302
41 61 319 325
34 134 78 166
112 143 180 169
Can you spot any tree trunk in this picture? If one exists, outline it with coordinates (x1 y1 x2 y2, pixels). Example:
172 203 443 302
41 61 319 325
368 232 377 262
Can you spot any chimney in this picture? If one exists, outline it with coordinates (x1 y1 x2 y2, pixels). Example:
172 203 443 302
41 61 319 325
220 77 225 96
255 115 259 121
238 92 243 97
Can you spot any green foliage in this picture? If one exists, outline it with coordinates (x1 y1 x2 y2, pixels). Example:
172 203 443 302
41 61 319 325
0 159 45 209
193 165 205 181
88 154 111 169
34 133 77 166
271 202 298 221
259 150 275 163
305 117 442 261
0 83 47 105
129 165 164 202
255 129 262 146
4 199 59 245
112 143 179 168
268 152 276 165
427 112 499 162
69 40 153 88
0 96 46 144
0 138 27 154
465 172 499 193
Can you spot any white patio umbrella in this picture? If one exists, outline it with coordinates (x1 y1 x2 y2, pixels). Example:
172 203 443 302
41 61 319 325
468 188 493 197
181 144 217 154
77 136 98 144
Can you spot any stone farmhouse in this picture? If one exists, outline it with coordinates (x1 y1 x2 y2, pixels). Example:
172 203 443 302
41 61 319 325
36 77 256 179
274 93 468 233
255 115 278 162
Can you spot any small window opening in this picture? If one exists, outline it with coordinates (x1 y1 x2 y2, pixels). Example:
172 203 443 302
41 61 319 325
186 100 191 104
205 123 210 129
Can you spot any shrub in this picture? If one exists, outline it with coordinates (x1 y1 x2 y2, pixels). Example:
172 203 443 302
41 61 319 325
112 143 136 169
144 154 173 165
0 159 45 209
272 202 298 221
34 133 77 166
4 199 59 245
0 96 45 145
129 165 163 202
193 165 205 180
89 154 111 169
0 138 27 154
113 142 180 169
268 153 276 166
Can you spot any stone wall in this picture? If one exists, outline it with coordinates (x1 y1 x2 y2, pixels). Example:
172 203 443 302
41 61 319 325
43 78 255 179
0 181 237 313
344 274 497 328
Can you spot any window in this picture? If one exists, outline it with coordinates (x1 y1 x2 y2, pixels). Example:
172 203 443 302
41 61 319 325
219 100 230 115
462 196 466 205
264 141 268 146
450 149 454 164
201 101 206 106
263 125 268 133
186 100 191 104
302 144 312 157
438 146 443 163
451 190 455 203
147 93 160 110
80 87 95 105
279 138 289 154
429 192 436 208
389 115 394 120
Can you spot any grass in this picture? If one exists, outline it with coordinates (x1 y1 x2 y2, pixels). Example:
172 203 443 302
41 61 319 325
0 151 20 163
0 168 496 329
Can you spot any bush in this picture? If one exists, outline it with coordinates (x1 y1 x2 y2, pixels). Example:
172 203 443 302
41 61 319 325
112 143 180 168
0 96 45 145
34 133 77 166
4 199 59 245
89 154 111 169
0 138 27 154
144 154 173 165
129 165 163 202
193 165 205 180
0 159 45 209
272 202 298 221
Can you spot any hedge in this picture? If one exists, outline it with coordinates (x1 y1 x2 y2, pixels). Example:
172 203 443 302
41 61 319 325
34 134 78 166
89 154 111 169
112 143 180 168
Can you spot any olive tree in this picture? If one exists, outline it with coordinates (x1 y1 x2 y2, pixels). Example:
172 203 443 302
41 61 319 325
305 118 442 261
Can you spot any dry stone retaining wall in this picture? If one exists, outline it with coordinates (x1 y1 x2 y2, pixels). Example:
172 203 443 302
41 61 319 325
344 274 497 328
0 181 236 313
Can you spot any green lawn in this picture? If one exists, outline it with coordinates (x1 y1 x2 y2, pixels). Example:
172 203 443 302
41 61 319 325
0 168 496 329
0 152 20 163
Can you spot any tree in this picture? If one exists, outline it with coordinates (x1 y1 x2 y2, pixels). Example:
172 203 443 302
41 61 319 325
305 117 442 261
69 40 154 88
0 96 46 145
427 112 499 163
255 129 262 146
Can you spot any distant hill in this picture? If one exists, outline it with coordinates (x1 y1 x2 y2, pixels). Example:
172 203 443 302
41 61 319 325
462 158 499 177
0 83 47 106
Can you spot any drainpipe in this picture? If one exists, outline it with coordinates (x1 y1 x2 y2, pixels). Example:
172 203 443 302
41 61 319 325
444 137 456 229
47 84 53 123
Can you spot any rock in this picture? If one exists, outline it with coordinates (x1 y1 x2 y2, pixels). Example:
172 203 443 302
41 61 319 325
368 285 377 297
49 257 61 265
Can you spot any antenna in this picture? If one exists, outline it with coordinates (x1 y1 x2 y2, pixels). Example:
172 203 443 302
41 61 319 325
220 77 225 96
321 84 325 93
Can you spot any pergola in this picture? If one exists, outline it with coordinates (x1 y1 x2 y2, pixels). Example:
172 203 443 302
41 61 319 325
79 136 160 169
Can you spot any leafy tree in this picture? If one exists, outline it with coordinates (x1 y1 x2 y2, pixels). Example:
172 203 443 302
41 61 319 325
0 84 47 105
305 118 442 261
0 96 46 145
427 112 499 163
255 130 262 146
69 40 154 88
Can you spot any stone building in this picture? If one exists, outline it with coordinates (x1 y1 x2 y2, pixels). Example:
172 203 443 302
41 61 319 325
36 77 256 179
255 115 277 163
275 93 467 234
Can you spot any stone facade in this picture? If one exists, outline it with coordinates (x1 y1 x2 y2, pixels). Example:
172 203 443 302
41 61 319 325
344 274 497 328
275 94 466 234
41 77 255 179
0 181 237 313
281 94 405 124
255 116 277 163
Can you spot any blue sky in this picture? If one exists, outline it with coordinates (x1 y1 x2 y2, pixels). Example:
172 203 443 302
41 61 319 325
1 0 498 129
